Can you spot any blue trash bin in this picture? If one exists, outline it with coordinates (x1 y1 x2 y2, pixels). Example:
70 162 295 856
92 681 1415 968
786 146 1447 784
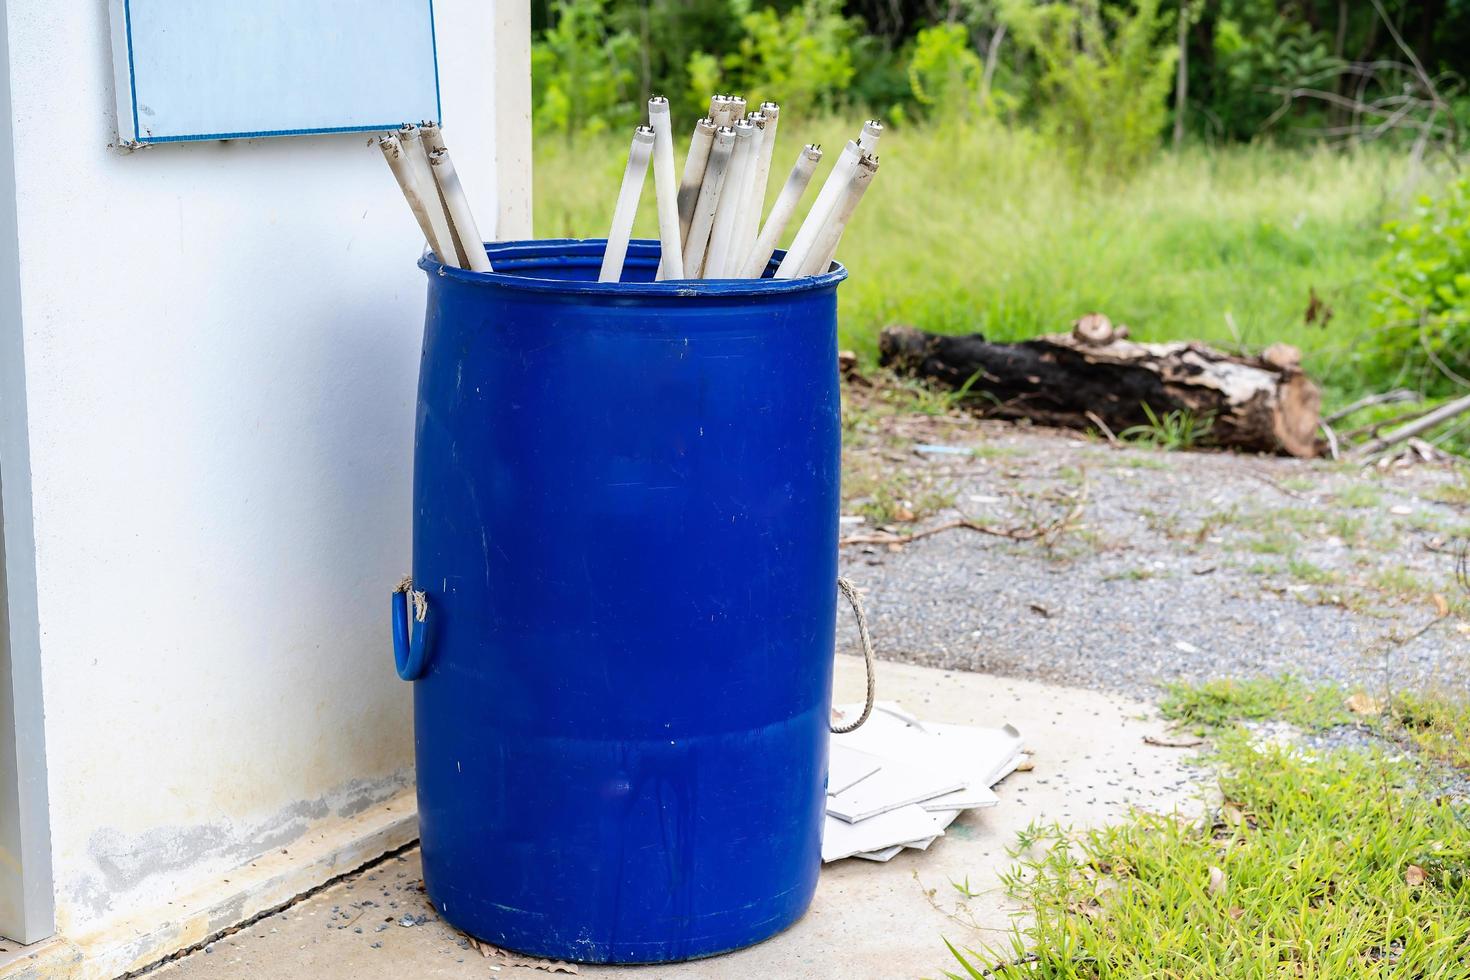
390 239 846 964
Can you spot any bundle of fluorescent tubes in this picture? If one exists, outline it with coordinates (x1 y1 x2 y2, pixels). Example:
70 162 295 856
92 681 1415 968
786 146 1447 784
602 95 883 283
377 122 492 272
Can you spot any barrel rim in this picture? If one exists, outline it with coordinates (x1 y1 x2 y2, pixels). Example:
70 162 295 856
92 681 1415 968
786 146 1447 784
419 238 848 296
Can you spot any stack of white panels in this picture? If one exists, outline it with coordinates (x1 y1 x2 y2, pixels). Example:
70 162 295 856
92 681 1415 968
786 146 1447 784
823 702 1025 863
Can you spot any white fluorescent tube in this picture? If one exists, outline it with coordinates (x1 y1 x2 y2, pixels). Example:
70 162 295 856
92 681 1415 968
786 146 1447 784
801 153 879 277
656 116 716 280
701 119 756 278
420 122 487 271
740 102 780 253
416 122 466 264
728 96 748 121
599 126 655 283
774 139 860 279
378 134 457 266
726 111 766 271
677 118 717 243
858 119 884 153
398 124 461 267
739 143 822 279
648 96 685 280
710 94 733 127
420 120 447 155
429 147 493 273
682 125 736 278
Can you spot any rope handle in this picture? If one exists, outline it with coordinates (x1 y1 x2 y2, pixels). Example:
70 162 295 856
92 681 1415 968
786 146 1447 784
832 577 876 734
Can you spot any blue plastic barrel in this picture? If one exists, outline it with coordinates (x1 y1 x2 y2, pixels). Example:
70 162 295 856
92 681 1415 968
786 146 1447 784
391 239 845 964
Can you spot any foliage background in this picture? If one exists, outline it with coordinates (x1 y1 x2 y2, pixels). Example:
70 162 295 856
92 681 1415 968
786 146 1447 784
530 0 1470 422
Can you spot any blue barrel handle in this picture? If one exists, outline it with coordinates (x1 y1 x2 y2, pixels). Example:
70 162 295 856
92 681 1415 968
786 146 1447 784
391 576 432 681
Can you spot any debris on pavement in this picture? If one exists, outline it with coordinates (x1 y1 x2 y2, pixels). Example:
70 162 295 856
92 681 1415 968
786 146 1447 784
465 936 580 974
824 701 1024 862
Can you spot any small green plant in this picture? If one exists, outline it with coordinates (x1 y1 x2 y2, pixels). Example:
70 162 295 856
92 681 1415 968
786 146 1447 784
1287 557 1339 585
1428 467 1470 506
1119 403 1214 450
949 875 980 899
1334 481 1384 508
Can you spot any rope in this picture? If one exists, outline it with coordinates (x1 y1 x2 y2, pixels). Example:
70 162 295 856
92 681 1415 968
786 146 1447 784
394 574 428 623
832 577 876 734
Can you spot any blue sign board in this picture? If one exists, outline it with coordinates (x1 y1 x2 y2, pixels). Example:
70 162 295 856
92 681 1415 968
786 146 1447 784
109 1 442 145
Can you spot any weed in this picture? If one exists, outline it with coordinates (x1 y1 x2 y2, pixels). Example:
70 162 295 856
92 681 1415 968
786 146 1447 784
1427 468 1470 506
1335 482 1385 509
970 444 1023 461
1327 513 1366 544
1103 567 1155 582
1286 558 1339 585
1119 404 1214 451
1245 531 1294 555
1369 566 1432 604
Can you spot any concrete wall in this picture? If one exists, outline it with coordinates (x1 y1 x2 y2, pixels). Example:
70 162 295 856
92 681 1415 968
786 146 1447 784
0 0 530 938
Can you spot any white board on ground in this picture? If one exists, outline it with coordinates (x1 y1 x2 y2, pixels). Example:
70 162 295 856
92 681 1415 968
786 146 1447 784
822 805 948 863
109 0 441 144
920 784 1000 812
826 757 964 823
850 845 904 863
828 744 884 796
833 704 1025 798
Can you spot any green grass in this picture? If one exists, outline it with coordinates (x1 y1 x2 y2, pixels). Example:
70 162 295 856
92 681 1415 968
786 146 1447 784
1427 467 1470 506
535 121 1423 398
1392 691 1470 770
1118 405 1214 451
1334 483 1385 509
1158 675 1353 733
1287 557 1340 586
940 680 1470 978
944 734 1470 978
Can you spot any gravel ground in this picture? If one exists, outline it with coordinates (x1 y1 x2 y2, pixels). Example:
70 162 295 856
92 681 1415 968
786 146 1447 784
836 385 1470 701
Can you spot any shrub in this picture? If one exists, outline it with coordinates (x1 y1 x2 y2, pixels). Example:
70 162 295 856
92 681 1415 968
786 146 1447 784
531 0 641 135
1366 176 1470 392
692 0 860 120
997 0 1178 176
907 23 984 121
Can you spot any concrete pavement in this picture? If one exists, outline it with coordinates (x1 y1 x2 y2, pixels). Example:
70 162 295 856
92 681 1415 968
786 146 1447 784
152 656 1202 980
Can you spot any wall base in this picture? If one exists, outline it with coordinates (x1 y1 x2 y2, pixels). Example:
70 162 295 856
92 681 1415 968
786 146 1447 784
0 791 417 980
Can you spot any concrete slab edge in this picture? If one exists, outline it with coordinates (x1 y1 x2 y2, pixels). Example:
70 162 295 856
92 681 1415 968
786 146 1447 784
0 790 419 980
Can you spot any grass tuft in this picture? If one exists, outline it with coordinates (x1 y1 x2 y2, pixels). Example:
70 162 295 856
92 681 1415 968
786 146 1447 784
1158 675 1354 734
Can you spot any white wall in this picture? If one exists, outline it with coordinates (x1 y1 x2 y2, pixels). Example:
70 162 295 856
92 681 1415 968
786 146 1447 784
0 0 528 937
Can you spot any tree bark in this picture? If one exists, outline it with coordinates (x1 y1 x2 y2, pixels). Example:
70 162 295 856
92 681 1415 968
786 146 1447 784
879 323 1323 458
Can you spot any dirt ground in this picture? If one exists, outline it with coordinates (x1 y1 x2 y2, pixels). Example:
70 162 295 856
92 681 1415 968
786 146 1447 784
836 378 1470 700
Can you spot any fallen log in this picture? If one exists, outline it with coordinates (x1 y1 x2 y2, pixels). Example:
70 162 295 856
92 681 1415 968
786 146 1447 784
879 318 1322 458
